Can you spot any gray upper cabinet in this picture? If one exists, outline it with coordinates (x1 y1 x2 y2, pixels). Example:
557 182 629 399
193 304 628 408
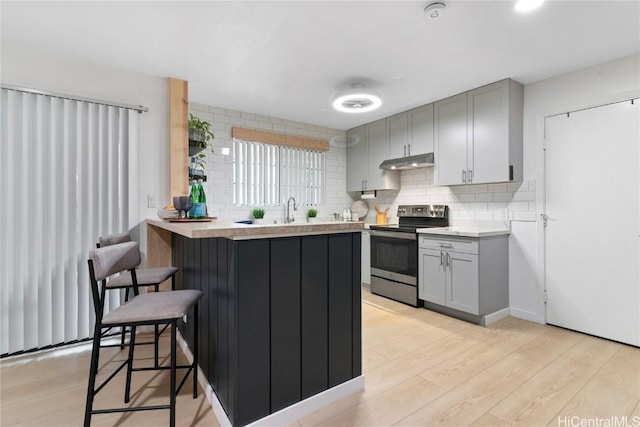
408 103 434 156
346 125 367 192
434 93 468 186
346 121 400 192
387 113 409 158
434 79 523 186
386 104 434 159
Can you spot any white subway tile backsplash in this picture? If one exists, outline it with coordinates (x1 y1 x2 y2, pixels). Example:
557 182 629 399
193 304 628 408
455 193 476 203
469 184 489 193
508 201 529 211
488 202 508 209
476 193 494 202
475 211 494 220
512 191 536 201
493 192 514 202
191 102 210 112
487 183 508 193
507 182 524 192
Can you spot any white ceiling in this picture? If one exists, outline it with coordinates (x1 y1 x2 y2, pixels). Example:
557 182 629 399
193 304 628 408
2 1 639 130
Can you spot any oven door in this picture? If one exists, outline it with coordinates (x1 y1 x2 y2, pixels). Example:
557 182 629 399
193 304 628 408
370 230 417 286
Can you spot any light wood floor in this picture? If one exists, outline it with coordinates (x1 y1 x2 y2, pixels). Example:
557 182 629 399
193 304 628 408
2 290 638 426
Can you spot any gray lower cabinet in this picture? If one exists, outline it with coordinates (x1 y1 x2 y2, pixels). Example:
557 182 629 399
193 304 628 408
418 234 508 321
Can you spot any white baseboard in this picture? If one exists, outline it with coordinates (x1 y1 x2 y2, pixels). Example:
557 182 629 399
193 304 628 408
483 308 510 326
246 376 365 427
509 307 545 324
176 331 365 427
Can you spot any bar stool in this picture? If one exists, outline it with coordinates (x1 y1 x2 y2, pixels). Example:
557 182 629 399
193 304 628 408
84 241 202 427
98 231 178 368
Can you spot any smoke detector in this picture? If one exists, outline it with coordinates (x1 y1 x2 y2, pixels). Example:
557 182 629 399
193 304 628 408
424 1 446 18
332 84 382 113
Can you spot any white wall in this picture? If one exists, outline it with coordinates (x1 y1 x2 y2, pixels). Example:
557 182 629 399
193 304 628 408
1 39 169 260
189 102 352 222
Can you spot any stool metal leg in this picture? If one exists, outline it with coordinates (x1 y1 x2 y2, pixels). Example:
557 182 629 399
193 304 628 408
84 323 102 427
124 325 137 403
154 284 160 369
170 320 177 427
193 302 199 398
120 288 130 350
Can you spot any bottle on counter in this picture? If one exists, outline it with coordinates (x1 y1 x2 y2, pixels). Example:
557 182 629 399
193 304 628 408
188 180 198 217
197 179 208 217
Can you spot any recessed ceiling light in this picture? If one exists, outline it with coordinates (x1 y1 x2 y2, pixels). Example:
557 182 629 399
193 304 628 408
515 0 545 12
333 84 382 114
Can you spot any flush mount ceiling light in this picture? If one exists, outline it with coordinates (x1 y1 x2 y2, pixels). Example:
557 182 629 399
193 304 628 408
332 84 382 113
424 1 446 18
515 0 545 12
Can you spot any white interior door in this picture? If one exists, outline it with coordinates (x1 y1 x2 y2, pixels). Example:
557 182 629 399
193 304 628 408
545 99 640 346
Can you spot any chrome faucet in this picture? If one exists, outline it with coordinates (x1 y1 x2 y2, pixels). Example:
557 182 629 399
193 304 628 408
286 197 298 223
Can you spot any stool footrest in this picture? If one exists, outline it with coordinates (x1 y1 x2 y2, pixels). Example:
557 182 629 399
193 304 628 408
91 404 171 414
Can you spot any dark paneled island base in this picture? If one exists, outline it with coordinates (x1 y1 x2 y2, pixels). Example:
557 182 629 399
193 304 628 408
172 232 362 426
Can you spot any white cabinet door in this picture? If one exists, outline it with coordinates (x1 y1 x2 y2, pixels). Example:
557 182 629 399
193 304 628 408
409 104 434 156
468 80 509 184
446 251 479 315
346 125 367 192
435 93 468 186
419 248 446 305
366 119 389 190
387 112 409 159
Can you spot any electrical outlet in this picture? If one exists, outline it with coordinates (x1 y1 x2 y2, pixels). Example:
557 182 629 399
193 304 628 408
501 208 509 220
147 195 157 208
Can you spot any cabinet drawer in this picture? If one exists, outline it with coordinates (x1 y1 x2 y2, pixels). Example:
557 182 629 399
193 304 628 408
418 236 478 254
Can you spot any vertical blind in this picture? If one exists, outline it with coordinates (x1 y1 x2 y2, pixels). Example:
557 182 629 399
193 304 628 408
0 87 140 355
233 138 325 206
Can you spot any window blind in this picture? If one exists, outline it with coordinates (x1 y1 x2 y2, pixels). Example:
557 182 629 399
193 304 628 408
0 87 139 355
233 138 325 207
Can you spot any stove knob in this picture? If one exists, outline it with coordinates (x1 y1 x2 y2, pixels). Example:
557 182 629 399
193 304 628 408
429 209 434 215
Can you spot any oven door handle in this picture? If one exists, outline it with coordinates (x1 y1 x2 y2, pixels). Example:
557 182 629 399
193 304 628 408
369 230 417 240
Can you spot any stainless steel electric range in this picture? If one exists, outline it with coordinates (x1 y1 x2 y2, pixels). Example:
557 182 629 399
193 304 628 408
369 205 449 306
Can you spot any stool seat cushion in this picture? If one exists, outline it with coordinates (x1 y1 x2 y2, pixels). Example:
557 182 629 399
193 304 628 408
106 267 179 289
102 290 202 326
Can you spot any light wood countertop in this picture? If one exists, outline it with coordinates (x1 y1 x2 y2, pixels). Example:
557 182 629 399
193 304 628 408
147 218 364 240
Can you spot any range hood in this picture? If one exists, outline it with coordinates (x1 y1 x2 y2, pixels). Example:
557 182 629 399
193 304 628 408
379 152 435 170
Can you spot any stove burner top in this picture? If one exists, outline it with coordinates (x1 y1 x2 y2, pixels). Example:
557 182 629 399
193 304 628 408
369 204 449 233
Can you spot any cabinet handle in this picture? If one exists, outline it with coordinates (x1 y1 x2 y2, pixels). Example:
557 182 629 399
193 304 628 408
439 242 453 248
446 252 451 268
468 169 473 184
408 144 411 156
440 251 444 266
462 169 466 183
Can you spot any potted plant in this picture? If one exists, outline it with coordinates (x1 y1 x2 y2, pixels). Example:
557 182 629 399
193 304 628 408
188 113 215 158
307 208 318 223
252 208 265 224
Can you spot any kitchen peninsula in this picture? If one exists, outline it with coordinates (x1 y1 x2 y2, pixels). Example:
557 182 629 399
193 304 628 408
147 219 364 426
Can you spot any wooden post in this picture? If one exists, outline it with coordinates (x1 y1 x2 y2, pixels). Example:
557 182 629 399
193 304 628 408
169 78 188 198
